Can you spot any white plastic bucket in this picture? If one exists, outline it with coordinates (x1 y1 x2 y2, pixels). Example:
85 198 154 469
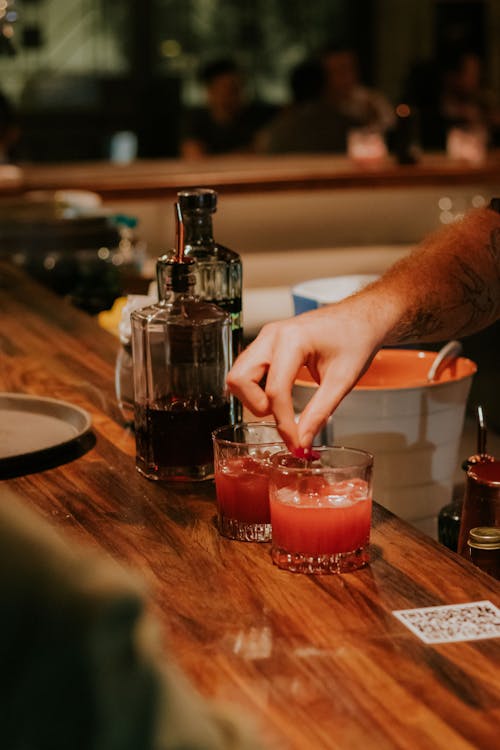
292 274 379 314
293 349 477 538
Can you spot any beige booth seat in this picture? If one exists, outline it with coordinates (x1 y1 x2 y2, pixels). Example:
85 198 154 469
241 244 411 337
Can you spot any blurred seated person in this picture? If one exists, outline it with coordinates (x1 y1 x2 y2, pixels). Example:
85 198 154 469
261 57 352 154
180 58 266 159
0 494 261 750
285 57 327 108
321 43 395 133
0 90 20 163
440 51 500 141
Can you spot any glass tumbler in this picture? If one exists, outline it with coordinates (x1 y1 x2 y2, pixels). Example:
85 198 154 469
269 446 373 574
212 422 285 542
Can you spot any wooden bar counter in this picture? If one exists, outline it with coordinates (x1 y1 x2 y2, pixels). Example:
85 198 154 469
1 262 499 749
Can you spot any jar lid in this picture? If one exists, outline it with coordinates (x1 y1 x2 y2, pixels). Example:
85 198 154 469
177 188 217 212
468 526 500 550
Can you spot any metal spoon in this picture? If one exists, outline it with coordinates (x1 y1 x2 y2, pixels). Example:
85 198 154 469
426 340 463 382
461 405 494 470
477 404 488 458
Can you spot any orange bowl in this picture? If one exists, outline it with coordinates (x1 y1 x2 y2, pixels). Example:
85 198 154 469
295 349 477 391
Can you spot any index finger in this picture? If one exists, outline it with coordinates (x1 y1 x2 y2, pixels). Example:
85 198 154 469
297 357 369 447
264 343 306 449
226 338 272 417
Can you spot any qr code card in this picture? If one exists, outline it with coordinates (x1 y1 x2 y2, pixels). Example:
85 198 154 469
392 600 500 644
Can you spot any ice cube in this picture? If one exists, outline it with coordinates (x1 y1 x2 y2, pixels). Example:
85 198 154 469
276 487 300 506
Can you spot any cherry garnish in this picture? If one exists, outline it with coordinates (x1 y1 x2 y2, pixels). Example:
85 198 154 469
293 447 320 460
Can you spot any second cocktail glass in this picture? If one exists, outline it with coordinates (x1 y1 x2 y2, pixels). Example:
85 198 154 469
213 422 285 542
269 446 373 574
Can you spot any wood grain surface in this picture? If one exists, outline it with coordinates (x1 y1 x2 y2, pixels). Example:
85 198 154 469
0 262 499 749
2 152 500 200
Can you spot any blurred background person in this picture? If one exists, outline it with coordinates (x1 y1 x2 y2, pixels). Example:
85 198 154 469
321 43 395 133
403 50 500 150
259 56 347 154
440 50 500 142
261 54 362 154
289 58 327 107
180 58 269 159
261 43 396 155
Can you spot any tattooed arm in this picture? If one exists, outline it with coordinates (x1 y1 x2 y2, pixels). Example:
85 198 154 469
227 207 500 448
381 208 500 344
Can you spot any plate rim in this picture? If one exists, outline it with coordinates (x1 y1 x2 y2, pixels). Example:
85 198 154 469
0 391 92 463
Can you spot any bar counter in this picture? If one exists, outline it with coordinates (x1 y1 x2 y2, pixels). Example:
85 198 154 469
3 152 500 200
1 262 499 749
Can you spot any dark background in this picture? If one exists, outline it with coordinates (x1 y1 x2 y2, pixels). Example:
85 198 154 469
0 0 495 161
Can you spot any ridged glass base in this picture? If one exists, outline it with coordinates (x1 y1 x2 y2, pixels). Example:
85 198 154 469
136 461 213 482
218 514 272 542
271 545 369 574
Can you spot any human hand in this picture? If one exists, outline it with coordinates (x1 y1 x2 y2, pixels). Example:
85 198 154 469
227 293 391 450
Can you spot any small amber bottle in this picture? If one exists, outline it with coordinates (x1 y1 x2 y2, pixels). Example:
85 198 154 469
467 527 500 580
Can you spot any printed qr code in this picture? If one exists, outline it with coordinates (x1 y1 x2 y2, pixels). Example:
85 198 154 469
392 600 500 644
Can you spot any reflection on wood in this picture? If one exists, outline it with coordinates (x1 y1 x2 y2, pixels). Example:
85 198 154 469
1 262 499 749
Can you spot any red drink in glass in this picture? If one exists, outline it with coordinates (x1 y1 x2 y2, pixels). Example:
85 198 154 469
213 422 284 542
271 479 371 554
270 448 373 573
215 456 271 524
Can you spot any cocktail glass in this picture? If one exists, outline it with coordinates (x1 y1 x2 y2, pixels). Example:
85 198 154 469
269 446 373 573
212 422 285 542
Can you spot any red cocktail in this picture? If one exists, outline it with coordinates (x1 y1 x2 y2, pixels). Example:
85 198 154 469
270 447 373 573
215 456 271 524
213 423 284 542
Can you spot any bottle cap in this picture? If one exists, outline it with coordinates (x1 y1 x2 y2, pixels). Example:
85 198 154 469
468 526 500 550
177 188 217 212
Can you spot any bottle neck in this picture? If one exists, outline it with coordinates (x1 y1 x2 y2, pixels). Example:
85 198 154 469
156 258 196 300
183 212 215 249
